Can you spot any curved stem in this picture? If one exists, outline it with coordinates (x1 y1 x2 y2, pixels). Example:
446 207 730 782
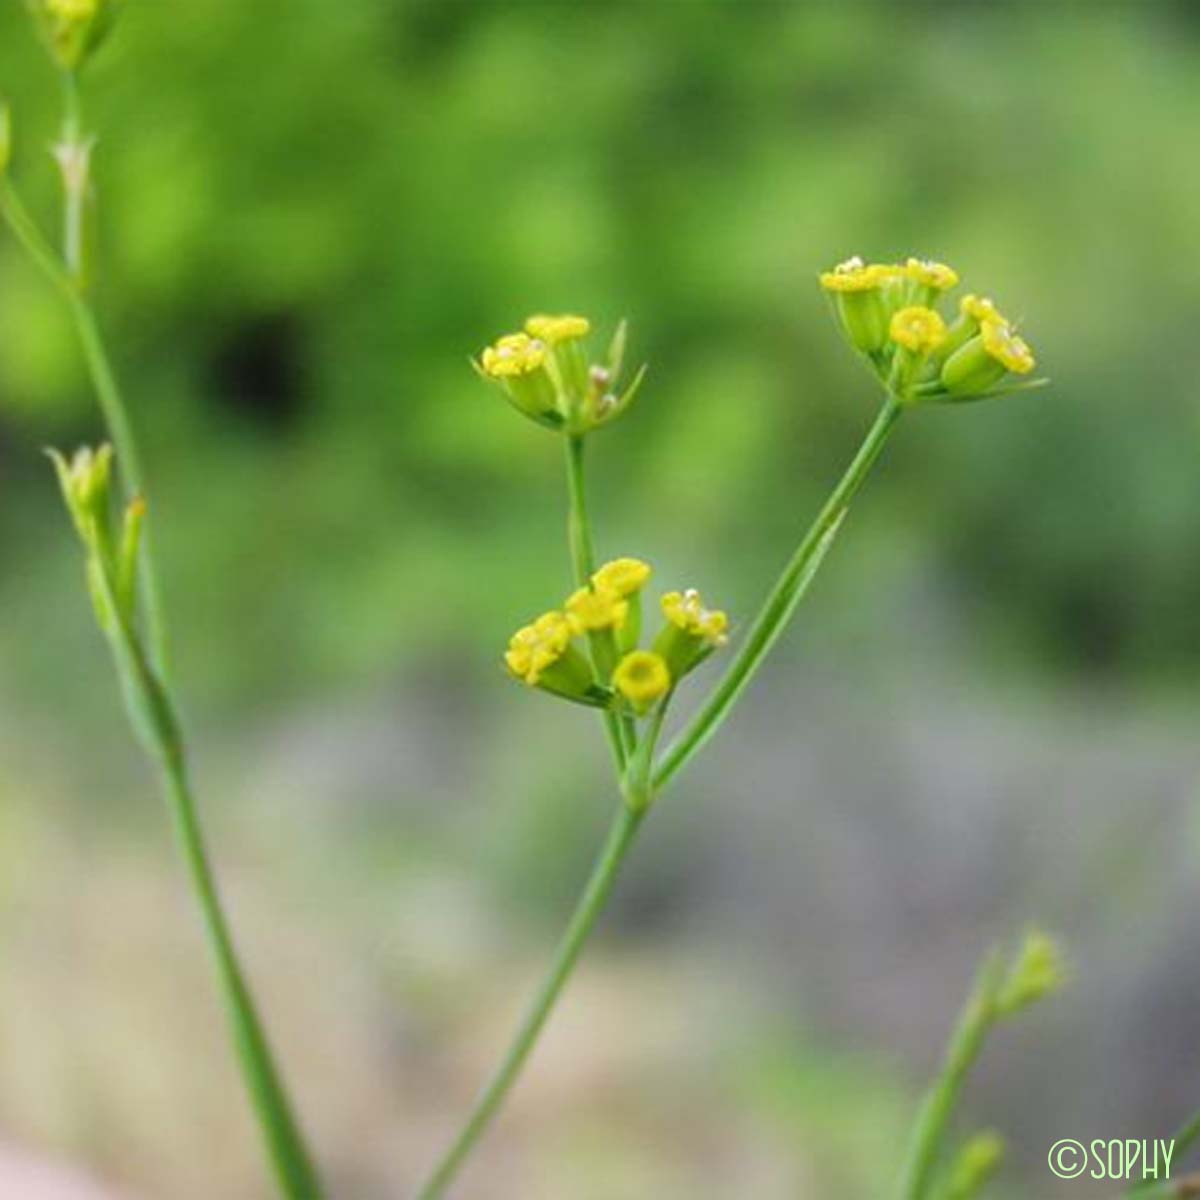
898 951 1005 1200
414 804 645 1199
653 395 903 791
563 434 630 769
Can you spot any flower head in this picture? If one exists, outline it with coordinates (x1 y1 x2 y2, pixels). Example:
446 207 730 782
904 257 959 290
592 557 651 598
565 585 628 634
889 306 947 354
481 332 546 379
525 314 590 344
613 650 671 709
504 611 572 686
819 256 898 293
980 318 1035 374
661 589 728 645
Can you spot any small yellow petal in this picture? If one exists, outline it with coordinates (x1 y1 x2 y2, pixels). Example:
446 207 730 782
903 257 959 290
980 318 1035 374
524 314 590 344
661 589 728 645
481 332 546 378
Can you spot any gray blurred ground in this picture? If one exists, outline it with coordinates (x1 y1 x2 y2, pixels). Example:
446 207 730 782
3 660 1197 1199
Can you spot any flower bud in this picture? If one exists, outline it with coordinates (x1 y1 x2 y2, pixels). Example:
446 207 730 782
888 305 947 396
612 650 671 715
902 257 959 308
592 557 651 653
819 256 898 356
504 610 610 707
653 588 728 680
995 929 1066 1016
47 443 113 543
477 332 560 426
945 1133 1004 1200
26 0 119 72
940 317 1035 399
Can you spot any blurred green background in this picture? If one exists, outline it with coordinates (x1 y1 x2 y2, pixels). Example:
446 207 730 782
2 1 1200 1197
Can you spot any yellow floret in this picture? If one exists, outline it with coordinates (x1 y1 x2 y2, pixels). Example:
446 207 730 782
565 585 628 634
613 651 671 706
904 258 959 290
819 256 899 293
980 318 1035 374
524 314 590 344
481 332 546 378
889 306 948 353
661 589 729 645
592 557 652 597
504 611 572 686
959 293 1007 324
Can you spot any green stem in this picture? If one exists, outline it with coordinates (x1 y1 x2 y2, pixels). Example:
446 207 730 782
414 803 645 1199
59 68 86 285
653 395 903 791
563 434 630 769
0 162 170 678
86 559 322 1200
898 951 1005 1200
163 755 325 1200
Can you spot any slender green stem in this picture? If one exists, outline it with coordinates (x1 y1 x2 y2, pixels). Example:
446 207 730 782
563 434 630 769
163 755 324 1200
653 395 903 791
58 68 86 284
898 951 1005 1200
414 803 645 1199
84 554 323 1200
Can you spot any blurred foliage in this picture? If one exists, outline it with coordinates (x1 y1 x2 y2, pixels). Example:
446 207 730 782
2 0 1200 720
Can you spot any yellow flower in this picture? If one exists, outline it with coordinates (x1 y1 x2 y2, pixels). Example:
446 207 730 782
960 293 1007 325
661 589 728 645
903 258 959 290
525 314 590 344
504 611 572 686
819 256 899 293
565 585 628 634
613 651 671 708
980 318 1035 374
889 306 947 354
592 557 651 597
481 332 546 378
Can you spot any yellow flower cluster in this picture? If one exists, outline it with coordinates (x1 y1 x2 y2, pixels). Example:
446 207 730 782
503 558 728 714
819 253 1041 402
476 313 646 435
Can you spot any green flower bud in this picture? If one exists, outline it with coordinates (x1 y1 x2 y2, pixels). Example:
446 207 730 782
26 0 120 72
47 443 113 543
945 1132 1005 1200
995 929 1067 1016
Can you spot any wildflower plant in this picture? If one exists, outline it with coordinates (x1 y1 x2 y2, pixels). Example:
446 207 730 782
414 268 1049 1195
2 10 322 1199
0 5 1095 1193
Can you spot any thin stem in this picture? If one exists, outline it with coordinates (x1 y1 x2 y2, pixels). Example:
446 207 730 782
59 68 86 284
898 951 1006 1200
163 755 324 1200
653 395 903 791
87 561 323 1200
563 434 630 769
414 804 645 1199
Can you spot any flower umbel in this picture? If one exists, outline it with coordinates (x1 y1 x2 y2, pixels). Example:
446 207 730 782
821 253 1046 405
477 314 646 435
